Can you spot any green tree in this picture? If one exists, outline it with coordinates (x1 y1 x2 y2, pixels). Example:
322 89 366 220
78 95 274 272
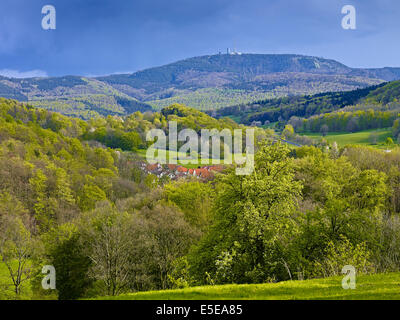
293 151 388 277
79 204 134 296
43 224 92 300
0 216 41 296
164 179 213 232
189 142 302 284
282 124 295 139
29 169 53 231
320 124 329 137
78 183 107 212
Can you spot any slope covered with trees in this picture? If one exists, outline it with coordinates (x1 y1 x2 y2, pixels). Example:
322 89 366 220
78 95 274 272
214 83 388 124
1 98 400 301
216 81 400 144
0 76 152 119
0 99 214 299
286 81 400 137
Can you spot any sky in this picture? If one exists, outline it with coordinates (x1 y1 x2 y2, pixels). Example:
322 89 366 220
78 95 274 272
0 0 399 77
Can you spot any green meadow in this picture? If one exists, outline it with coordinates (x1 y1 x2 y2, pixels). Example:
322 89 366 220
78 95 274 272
302 128 394 148
136 148 246 169
95 273 400 300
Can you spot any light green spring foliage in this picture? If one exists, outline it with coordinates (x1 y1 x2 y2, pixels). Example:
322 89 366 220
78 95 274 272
188 143 391 286
312 236 374 278
1 97 400 300
164 179 214 232
95 272 400 300
189 142 303 284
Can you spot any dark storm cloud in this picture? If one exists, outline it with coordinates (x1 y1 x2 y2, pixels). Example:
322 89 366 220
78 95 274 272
0 0 399 77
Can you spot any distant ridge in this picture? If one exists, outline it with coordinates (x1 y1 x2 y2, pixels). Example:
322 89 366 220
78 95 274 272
1 54 400 116
0 76 152 119
97 54 400 110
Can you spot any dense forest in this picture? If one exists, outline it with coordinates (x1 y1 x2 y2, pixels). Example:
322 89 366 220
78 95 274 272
83 103 244 153
291 109 398 134
289 82 400 136
0 76 152 120
215 81 400 142
214 83 387 124
1 97 400 300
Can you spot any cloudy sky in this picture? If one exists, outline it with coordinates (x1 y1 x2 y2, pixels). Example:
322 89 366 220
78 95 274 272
0 0 398 77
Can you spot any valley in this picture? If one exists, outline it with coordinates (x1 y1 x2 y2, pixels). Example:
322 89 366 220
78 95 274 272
2 54 400 301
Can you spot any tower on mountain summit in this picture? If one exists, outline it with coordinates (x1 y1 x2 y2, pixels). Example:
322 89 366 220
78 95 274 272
226 48 242 55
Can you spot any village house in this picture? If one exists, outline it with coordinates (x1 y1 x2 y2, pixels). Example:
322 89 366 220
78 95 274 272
142 161 225 181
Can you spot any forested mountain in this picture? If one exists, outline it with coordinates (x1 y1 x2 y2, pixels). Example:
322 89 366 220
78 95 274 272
364 80 400 105
1 54 400 116
213 83 388 124
0 76 152 119
98 54 392 110
294 80 400 134
217 80 400 126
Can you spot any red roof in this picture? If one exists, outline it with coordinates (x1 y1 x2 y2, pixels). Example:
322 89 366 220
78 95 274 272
191 168 213 179
208 165 224 172
201 171 212 179
146 164 158 171
194 168 207 176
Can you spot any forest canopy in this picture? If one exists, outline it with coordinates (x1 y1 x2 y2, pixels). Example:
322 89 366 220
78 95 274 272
1 97 400 300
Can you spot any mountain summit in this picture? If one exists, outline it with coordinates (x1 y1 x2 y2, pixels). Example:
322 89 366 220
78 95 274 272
98 54 400 110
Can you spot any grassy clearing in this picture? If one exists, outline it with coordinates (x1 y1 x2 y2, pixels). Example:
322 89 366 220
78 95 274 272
302 128 394 148
136 149 245 169
94 272 400 300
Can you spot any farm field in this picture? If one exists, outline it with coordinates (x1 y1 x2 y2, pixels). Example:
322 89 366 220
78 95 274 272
95 273 400 300
301 128 394 147
136 148 246 168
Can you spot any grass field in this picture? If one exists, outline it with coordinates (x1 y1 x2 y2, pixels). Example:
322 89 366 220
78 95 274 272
301 128 394 148
136 149 245 169
95 273 400 300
